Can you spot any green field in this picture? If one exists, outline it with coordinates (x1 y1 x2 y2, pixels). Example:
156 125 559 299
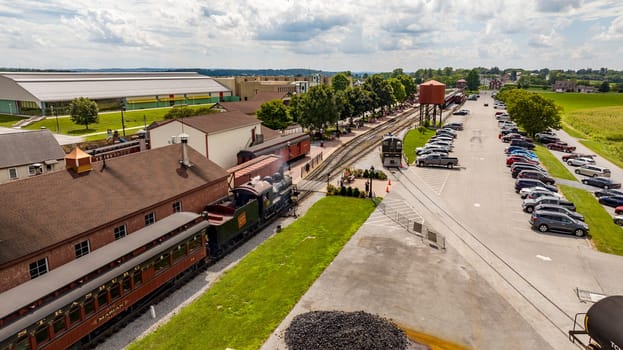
532 145 576 181
536 92 623 168
128 196 376 350
403 127 436 164
558 185 623 255
0 114 26 128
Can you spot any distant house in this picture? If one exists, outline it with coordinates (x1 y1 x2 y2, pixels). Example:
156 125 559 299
577 85 595 93
0 129 65 183
553 80 576 92
488 79 503 90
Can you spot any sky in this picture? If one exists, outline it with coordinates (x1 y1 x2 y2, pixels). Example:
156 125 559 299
2 0 623 72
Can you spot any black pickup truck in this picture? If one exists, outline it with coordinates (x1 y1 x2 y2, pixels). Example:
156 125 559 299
415 154 459 169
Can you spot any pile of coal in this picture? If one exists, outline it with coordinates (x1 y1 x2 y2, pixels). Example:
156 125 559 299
284 310 408 350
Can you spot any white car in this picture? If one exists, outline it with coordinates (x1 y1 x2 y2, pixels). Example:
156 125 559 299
567 157 597 167
519 186 562 199
615 215 623 226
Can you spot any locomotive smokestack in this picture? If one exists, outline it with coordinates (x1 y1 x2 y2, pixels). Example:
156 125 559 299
179 133 191 168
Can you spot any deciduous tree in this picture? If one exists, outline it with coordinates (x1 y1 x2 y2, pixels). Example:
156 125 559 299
69 97 98 130
504 90 562 136
257 99 290 130
331 73 350 91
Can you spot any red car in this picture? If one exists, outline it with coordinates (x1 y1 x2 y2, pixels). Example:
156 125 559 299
506 155 539 167
547 142 576 153
616 206 623 215
562 153 596 162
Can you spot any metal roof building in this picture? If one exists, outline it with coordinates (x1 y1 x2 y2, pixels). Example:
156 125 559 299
0 72 234 115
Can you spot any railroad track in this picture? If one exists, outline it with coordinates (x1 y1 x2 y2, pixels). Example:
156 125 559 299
296 106 423 199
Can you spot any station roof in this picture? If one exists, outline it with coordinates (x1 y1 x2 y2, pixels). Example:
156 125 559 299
0 143 228 266
0 72 231 105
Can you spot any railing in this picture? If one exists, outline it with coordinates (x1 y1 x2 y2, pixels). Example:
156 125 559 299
376 202 446 250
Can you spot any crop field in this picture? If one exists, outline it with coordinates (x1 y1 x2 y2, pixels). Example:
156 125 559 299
536 92 623 168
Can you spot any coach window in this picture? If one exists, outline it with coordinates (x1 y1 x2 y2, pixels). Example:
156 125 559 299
97 289 109 308
8 168 17 180
153 253 170 272
132 271 143 286
29 258 48 279
83 297 95 316
172 244 185 261
114 224 127 240
172 201 182 213
53 315 66 334
68 304 81 325
34 323 50 345
122 275 132 293
188 234 202 251
144 212 155 226
74 240 90 258
12 333 30 350
109 281 121 300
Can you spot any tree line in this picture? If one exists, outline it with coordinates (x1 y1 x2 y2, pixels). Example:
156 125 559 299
256 71 418 133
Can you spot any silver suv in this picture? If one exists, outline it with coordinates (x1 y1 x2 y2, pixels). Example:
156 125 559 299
574 165 611 178
529 211 588 237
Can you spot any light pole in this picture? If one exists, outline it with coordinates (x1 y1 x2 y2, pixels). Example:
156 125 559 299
287 142 291 171
52 106 60 133
121 106 126 137
369 165 375 198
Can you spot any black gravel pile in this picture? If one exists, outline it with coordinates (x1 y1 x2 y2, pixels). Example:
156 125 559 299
284 310 408 350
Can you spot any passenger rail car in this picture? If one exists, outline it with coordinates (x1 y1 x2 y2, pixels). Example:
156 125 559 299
380 133 403 168
237 133 310 165
0 214 208 350
0 174 297 350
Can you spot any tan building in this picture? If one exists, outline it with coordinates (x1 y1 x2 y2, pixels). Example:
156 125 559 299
214 75 332 102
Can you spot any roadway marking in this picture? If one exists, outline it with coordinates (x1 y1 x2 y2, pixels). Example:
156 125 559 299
535 255 552 261
473 203 480 207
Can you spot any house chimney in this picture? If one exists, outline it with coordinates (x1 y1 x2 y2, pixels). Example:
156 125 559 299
179 133 191 168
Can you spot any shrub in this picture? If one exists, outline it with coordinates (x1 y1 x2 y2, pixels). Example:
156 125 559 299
346 186 353 197
340 186 347 196
353 188 360 197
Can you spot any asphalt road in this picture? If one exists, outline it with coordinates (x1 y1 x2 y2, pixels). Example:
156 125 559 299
262 92 623 350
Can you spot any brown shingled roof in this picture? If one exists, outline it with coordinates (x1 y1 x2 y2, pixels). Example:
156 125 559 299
181 110 260 135
220 91 288 115
0 144 228 266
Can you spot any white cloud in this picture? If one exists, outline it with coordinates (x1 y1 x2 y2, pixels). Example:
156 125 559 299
1 0 623 71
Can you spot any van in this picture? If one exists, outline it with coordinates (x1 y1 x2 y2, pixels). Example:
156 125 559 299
575 165 610 178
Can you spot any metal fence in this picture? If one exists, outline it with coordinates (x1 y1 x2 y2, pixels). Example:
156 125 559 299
300 152 324 179
377 202 446 250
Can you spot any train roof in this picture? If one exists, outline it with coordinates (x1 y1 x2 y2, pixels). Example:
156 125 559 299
240 132 310 154
0 218 209 341
0 212 201 321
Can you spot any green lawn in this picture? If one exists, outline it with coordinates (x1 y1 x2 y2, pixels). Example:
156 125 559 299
532 145 576 181
558 184 623 255
403 127 436 164
0 114 27 128
128 196 376 350
538 91 623 112
19 104 215 140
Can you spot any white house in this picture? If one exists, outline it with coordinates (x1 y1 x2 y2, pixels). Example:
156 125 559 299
148 111 280 169
0 129 66 183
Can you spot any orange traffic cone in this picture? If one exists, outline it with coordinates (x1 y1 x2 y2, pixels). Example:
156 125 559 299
386 185 390 193
388 179 391 186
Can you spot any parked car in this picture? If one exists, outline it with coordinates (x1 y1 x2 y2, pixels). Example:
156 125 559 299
416 144 452 155
509 150 539 160
517 170 555 185
616 206 623 215
519 186 560 199
581 177 622 189
594 189 623 198
505 145 528 154
416 149 449 157
426 140 454 150
436 129 457 138
507 155 539 167
526 189 564 201
512 164 547 178
453 109 470 115
509 139 536 150
501 133 525 143
546 142 576 153
529 211 588 237
535 133 560 144
598 196 623 208
534 204 584 221
567 157 596 167
515 179 558 194
614 215 623 226
523 195 576 213
562 153 596 162
416 154 459 168
443 122 464 131
574 165 611 178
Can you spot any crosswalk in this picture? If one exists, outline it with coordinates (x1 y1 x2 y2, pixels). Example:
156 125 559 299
406 166 451 195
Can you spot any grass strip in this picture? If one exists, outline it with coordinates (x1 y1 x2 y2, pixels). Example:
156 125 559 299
558 184 623 255
0 114 26 128
128 196 376 350
403 127 436 164
532 145 576 181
